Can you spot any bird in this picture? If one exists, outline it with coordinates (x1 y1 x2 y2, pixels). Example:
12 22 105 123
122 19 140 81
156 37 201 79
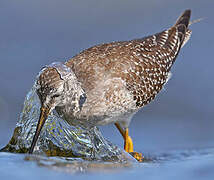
29 10 192 162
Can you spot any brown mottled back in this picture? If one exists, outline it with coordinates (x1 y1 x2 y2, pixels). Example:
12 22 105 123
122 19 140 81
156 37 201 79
66 10 191 108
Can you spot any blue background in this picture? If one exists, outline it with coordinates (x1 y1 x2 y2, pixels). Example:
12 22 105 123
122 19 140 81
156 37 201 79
0 0 213 159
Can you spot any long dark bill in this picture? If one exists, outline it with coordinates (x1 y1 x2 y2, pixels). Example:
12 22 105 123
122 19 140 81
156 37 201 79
29 106 50 154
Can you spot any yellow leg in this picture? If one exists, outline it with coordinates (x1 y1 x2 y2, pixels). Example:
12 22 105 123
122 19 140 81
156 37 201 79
124 128 134 152
114 123 143 162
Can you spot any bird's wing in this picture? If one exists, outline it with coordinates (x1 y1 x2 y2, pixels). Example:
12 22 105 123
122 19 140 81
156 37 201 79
122 10 191 107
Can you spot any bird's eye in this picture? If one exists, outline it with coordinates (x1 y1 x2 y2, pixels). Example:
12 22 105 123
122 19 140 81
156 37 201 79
79 93 87 110
52 94 60 98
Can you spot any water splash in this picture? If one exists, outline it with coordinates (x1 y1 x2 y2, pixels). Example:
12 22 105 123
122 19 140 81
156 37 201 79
1 84 132 162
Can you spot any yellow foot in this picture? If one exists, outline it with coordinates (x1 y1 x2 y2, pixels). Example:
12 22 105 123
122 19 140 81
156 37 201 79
124 131 144 162
114 123 144 162
129 152 144 162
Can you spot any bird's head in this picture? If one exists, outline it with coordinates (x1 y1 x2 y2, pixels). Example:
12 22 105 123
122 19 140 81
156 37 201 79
36 66 66 110
29 62 84 154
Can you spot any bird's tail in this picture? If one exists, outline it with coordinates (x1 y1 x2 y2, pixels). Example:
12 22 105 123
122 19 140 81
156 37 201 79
173 9 191 48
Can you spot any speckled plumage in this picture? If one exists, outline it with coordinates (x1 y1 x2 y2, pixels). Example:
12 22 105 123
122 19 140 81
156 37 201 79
36 10 192 129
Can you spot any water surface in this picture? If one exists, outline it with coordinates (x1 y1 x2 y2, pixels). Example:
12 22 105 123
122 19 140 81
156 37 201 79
1 148 214 180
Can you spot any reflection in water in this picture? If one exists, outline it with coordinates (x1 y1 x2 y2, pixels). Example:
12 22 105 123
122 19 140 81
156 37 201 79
0 84 132 162
1 148 214 175
24 154 133 173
